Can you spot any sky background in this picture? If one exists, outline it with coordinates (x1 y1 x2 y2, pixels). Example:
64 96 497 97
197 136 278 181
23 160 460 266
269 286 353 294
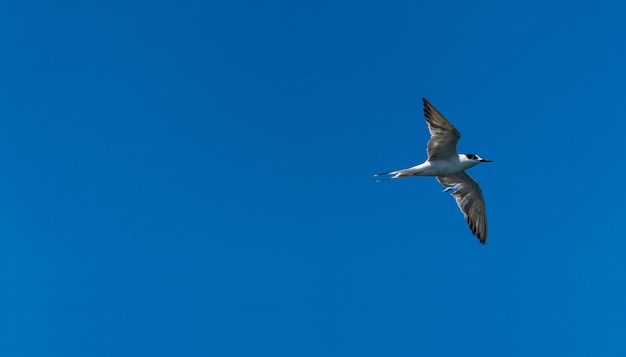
2 1 626 356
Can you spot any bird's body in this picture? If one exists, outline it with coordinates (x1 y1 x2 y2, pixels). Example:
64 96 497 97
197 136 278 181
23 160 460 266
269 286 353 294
376 98 492 244
380 154 481 177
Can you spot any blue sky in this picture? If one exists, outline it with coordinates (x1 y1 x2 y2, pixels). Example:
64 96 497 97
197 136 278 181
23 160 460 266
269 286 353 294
2 1 626 356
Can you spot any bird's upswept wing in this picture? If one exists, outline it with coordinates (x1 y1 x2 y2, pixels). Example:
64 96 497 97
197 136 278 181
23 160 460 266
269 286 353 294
423 98 461 160
436 172 488 244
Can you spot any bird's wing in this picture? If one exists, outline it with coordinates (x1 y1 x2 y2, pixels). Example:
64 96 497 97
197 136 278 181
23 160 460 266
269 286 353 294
436 172 488 244
423 98 461 160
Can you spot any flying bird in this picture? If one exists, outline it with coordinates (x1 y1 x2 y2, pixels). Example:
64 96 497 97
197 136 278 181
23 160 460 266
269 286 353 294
376 98 492 244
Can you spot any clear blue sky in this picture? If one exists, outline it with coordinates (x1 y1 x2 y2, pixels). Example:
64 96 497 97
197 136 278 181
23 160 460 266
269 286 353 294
2 1 626 356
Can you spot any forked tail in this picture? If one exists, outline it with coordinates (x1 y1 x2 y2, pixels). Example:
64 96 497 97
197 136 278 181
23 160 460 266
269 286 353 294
374 169 411 181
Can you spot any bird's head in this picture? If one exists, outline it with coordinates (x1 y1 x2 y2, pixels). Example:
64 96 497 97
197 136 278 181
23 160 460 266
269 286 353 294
462 153 493 166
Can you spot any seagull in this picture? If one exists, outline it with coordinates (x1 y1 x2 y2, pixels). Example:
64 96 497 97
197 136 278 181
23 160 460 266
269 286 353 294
376 98 492 244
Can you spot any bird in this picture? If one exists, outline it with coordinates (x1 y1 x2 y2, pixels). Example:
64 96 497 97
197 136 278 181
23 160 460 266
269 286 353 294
376 98 492 244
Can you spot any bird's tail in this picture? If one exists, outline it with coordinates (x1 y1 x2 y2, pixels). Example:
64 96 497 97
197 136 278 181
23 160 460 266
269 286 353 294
374 169 410 182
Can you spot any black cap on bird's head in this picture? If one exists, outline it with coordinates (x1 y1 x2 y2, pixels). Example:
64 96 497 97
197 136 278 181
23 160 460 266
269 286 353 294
465 153 493 162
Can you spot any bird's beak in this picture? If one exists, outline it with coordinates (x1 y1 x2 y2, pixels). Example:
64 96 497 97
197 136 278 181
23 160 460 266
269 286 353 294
480 159 493 162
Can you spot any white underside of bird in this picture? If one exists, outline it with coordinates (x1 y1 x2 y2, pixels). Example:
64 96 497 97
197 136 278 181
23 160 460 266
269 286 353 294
376 98 492 244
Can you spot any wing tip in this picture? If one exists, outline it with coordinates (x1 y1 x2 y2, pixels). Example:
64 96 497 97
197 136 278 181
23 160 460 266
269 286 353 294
473 228 487 244
466 215 487 244
422 98 434 121
471 226 487 244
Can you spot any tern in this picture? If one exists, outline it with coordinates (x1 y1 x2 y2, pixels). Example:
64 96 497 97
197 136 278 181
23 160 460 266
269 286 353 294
376 98 492 244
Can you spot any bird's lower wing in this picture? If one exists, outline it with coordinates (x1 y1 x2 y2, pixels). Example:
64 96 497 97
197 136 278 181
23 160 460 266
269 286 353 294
436 172 488 244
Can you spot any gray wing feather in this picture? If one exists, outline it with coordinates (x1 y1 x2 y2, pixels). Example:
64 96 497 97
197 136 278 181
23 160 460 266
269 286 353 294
436 172 488 244
423 98 461 160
